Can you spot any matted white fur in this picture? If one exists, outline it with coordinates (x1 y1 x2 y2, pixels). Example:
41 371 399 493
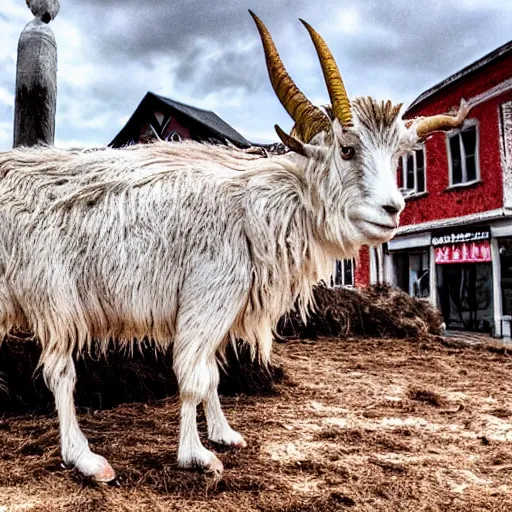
0 98 412 479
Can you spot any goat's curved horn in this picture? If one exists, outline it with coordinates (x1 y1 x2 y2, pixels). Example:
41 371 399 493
409 100 470 138
250 11 330 142
300 19 353 128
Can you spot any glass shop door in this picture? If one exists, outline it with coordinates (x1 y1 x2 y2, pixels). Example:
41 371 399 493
436 263 493 333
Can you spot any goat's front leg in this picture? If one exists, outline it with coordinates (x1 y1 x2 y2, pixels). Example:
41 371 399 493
43 353 115 482
172 269 251 475
203 361 246 448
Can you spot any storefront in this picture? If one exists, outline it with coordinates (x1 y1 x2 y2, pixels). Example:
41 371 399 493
432 227 493 332
379 219 512 336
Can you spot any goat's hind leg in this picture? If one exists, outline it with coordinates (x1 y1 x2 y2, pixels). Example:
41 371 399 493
205 319 274 448
203 360 246 448
43 352 115 482
173 341 224 476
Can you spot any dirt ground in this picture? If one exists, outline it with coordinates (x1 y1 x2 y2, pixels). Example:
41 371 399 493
1 335 512 511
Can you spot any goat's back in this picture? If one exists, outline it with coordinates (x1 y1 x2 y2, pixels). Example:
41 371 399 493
0 144 253 352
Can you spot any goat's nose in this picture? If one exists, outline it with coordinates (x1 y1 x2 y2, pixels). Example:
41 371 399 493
382 204 401 215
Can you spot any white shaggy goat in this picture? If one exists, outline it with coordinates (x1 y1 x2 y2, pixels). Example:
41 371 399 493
0 13 468 481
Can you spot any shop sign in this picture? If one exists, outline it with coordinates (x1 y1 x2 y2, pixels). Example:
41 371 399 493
432 230 490 246
435 239 491 264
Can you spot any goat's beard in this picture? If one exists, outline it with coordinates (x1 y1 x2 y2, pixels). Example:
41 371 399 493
319 213 364 261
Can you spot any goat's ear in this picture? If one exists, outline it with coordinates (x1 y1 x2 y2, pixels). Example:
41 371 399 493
275 124 329 160
275 125 307 156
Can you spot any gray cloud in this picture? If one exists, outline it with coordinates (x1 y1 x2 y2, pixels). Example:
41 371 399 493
172 44 262 96
66 1 289 60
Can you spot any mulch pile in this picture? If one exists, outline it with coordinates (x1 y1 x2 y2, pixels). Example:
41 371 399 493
278 284 443 340
0 285 441 412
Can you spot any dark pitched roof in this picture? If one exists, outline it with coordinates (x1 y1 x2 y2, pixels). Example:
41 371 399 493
110 91 251 148
405 39 512 115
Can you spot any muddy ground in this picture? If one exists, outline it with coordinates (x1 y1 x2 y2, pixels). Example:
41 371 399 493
0 335 512 511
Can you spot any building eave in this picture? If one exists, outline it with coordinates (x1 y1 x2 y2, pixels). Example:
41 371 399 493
395 208 512 237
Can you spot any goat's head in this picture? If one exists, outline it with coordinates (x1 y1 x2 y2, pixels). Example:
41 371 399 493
251 12 469 249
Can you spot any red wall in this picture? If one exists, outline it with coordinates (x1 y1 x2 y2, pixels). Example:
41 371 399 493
400 53 512 227
355 247 370 287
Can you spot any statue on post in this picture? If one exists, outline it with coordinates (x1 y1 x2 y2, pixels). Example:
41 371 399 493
14 0 60 147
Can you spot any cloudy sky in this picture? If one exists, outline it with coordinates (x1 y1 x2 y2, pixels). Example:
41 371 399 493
0 0 510 150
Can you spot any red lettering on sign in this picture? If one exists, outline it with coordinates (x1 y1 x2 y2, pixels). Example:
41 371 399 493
435 240 491 264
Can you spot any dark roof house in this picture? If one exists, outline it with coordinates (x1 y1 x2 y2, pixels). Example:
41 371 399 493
110 92 251 148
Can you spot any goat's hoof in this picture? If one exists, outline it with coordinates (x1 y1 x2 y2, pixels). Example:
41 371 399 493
178 449 224 477
74 452 116 482
94 461 117 483
229 433 247 449
210 429 247 448
224 436 247 449
205 453 224 477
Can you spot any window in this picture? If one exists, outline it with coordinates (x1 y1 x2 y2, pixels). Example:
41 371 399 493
393 249 430 298
409 251 430 299
166 131 182 143
398 147 426 197
333 259 354 287
448 123 479 186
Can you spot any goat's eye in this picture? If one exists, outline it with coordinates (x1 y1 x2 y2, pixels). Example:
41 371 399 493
341 146 355 160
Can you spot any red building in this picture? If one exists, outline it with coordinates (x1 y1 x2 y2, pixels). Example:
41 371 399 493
359 40 512 335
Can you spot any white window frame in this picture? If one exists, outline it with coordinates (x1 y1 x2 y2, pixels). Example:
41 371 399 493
446 119 480 188
500 100 512 208
399 145 426 197
166 131 182 143
333 259 355 288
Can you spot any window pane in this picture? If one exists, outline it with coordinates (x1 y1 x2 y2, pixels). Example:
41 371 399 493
406 154 415 189
396 158 403 188
394 253 409 292
449 135 462 184
409 254 421 296
466 154 477 182
415 148 424 168
462 126 477 182
416 149 425 192
462 126 476 157
335 260 342 286
416 166 425 193
418 250 430 298
344 259 354 286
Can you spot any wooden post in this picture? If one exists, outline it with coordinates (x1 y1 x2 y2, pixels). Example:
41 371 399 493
14 0 60 148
